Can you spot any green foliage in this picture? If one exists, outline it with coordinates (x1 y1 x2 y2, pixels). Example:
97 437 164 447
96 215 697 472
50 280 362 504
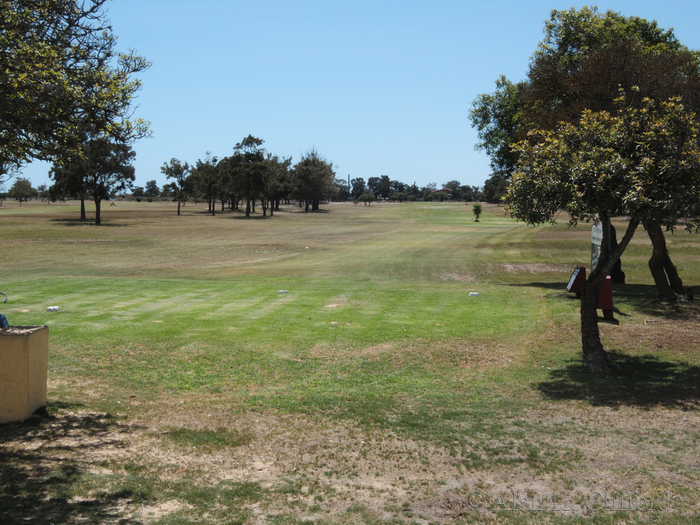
292 148 336 211
508 94 700 368
508 96 700 229
469 76 528 179
471 6 700 196
190 153 219 215
8 177 35 205
144 180 160 197
358 193 375 205
161 158 190 215
350 177 366 198
50 138 135 224
472 202 483 222
0 0 150 176
527 7 700 129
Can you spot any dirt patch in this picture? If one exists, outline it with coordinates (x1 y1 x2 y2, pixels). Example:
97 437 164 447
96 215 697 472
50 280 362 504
309 341 395 359
494 263 572 274
600 310 700 354
2 403 699 523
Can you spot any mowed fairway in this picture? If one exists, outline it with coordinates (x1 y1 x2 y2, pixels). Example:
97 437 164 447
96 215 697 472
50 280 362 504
1 200 699 524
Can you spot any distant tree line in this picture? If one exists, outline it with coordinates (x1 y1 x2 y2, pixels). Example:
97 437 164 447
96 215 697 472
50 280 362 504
158 136 338 217
148 138 484 215
350 176 482 204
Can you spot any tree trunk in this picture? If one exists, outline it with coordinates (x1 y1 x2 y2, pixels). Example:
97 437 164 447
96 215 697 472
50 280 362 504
580 276 610 371
642 217 684 299
80 197 86 221
94 198 101 225
177 198 181 216
580 215 640 371
245 195 251 217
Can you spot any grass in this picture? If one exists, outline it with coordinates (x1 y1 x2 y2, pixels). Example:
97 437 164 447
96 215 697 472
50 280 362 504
0 199 698 524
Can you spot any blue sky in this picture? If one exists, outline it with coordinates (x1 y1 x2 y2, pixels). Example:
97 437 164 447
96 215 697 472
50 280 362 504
17 0 700 191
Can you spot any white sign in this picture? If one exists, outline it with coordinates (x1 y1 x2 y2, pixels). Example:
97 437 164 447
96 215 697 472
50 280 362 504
591 220 603 271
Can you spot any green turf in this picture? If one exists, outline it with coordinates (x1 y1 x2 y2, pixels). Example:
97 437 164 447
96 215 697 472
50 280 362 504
0 200 698 524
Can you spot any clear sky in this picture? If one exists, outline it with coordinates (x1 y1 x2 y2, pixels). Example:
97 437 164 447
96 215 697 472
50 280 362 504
16 0 700 191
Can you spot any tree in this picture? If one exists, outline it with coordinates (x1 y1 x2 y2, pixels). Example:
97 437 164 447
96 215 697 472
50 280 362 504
231 136 266 217
36 184 49 202
334 178 351 201
407 182 421 199
144 180 160 198
482 175 508 203
9 177 34 206
469 75 528 181
525 8 700 300
83 139 135 224
161 159 190 215
292 149 336 211
443 180 463 201
50 150 90 219
377 175 392 200
160 183 176 198
191 153 219 216
50 137 134 223
1 0 150 180
261 154 291 216
508 95 700 371
359 193 375 206
472 203 482 222
460 185 483 202
351 178 366 199
473 7 700 298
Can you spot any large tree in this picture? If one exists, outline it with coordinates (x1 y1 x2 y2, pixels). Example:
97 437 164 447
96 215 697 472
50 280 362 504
0 0 150 180
508 95 700 371
471 7 700 297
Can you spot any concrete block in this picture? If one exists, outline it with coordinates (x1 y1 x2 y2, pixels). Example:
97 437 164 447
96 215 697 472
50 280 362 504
0 326 49 423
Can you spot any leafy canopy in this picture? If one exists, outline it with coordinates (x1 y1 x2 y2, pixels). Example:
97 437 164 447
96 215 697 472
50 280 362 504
0 0 150 177
507 94 700 230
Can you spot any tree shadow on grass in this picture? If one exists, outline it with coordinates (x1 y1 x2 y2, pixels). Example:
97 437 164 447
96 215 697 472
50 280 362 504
512 281 698 319
228 214 274 220
0 401 144 524
48 218 128 228
537 352 700 410
612 283 699 319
